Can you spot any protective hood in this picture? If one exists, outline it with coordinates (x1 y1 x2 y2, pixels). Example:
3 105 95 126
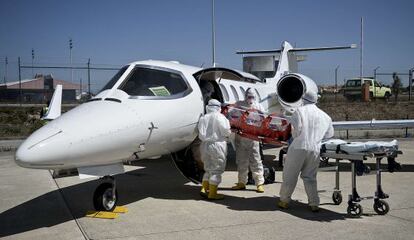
206 99 222 113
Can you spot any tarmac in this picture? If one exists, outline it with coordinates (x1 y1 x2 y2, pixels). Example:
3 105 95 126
0 138 413 240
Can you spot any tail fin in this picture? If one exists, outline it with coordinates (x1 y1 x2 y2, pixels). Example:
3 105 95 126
42 84 62 120
237 41 357 82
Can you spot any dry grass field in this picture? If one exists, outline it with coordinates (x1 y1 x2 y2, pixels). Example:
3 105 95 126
0 98 413 138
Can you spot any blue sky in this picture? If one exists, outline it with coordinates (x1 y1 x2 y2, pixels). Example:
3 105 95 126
0 0 413 92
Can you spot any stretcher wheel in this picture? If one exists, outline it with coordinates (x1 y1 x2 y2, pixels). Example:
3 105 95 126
332 191 342 205
321 156 329 163
373 199 389 215
347 203 363 217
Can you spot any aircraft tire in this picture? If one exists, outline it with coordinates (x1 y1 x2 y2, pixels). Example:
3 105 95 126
93 182 118 211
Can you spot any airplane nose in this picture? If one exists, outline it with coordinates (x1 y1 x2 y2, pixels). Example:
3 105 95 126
15 100 145 169
14 150 26 167
15 124 68 169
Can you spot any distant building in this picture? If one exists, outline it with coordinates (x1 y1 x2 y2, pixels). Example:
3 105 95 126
0 74 81 103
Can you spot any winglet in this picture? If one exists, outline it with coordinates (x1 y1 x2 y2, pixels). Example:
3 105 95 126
42 84 62 120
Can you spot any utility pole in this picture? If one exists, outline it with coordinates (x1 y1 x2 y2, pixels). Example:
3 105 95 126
335 65 339 102
69 38 73 83
31 48 35 78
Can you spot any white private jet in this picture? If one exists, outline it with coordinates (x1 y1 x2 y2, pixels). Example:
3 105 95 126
15 41 414 211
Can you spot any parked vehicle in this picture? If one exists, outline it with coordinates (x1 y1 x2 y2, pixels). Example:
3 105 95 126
343 78 392 100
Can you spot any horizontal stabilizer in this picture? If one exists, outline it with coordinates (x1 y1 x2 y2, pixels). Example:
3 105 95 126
236 44 357 55
290 44 357 52
236 49 282 55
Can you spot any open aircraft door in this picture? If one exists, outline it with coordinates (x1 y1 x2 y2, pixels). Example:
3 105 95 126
193 67 262 97
171 67 261 183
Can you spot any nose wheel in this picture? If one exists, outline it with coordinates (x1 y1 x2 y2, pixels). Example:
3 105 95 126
93 177 118 211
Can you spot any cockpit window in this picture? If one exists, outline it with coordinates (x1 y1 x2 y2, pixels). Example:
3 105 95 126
119 66 189 97
99 65 129 92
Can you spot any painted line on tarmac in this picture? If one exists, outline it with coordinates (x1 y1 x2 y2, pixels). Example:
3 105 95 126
48 170 90 240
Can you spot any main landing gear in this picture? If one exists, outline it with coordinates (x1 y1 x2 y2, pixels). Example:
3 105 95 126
93 176 118 211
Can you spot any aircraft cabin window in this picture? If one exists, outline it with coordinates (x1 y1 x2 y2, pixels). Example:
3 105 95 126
219 84 229 102
239 87 246 98
254 89 261 101
100 65 129 92
230 85 239 101
119 67 189 97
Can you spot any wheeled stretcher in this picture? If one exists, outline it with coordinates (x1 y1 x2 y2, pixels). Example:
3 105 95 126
320 139 402 217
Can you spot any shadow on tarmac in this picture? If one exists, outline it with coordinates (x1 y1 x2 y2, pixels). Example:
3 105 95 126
1 156 348 237
210 195 347 222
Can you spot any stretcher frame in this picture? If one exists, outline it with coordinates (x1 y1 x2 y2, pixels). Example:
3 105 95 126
319 149 402 217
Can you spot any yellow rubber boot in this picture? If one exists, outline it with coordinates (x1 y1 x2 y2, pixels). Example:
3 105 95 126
231 182 246 190
200 181 209 198
278 201 289 209
208 184 224 200
256 184 265 193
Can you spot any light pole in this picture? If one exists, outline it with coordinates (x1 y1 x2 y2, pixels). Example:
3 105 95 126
373 66 380 98
31 48 35 78
69 38 73 83
211 0 216 67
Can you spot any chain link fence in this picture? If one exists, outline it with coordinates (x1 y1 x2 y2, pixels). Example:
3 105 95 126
0 57 121 104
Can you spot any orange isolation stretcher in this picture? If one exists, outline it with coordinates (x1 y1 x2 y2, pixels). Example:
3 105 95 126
221 104 291 147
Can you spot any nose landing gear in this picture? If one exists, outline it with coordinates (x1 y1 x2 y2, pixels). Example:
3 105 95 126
93 176 118 211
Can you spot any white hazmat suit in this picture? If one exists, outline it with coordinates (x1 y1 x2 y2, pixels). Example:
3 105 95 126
198 99 231 199
279 91 334 209
233 88 266 192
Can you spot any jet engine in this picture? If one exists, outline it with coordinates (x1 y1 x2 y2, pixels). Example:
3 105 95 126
276 73 319 112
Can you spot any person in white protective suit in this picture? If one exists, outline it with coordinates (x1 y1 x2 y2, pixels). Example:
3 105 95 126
278 91 334 212
198 99 231 200
231 88 266 193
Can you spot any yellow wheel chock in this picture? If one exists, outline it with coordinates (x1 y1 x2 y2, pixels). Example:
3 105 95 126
86 206 128 219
